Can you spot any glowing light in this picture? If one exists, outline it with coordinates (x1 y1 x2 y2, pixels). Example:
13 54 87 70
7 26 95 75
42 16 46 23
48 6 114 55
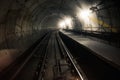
80 9 91 20
58 21 66 29
64 17 72 26
76 5 98 31
80 10 91 22
58 16 73 29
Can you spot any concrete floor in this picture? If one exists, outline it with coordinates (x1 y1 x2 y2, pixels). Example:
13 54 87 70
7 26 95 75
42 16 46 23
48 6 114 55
61 30 120 70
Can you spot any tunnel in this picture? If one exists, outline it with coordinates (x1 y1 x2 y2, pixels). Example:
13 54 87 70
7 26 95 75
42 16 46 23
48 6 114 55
0 0 120 80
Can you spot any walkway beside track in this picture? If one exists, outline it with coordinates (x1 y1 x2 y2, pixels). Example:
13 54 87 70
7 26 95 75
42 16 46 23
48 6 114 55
61 30 120 69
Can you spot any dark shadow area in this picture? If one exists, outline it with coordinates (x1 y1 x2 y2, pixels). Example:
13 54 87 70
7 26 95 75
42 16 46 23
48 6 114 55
59 32 120 80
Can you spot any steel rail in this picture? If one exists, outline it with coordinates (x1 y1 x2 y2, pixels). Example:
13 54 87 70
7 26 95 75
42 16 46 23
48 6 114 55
57 31 87 80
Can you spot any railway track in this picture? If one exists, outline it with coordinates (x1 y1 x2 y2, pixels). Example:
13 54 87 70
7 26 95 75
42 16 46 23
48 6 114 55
56 32 87 80
0 31 52 80
1 30 119 80
60 32 120 80
0 30 85 80
41 31 85 80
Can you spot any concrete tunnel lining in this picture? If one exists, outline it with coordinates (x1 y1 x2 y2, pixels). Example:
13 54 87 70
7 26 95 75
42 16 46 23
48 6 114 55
0 0 81 71
0 0 120 72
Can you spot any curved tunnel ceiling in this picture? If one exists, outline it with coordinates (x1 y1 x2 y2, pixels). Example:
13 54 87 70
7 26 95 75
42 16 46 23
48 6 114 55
0 0 120 71
0 0 85 70
0 0 100 30
0 0 86 51
30 0 80 29
0 0 119 38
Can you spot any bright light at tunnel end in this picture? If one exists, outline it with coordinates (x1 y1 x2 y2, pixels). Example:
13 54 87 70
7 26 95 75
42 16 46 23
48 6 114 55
58 21 66 29
58 16 73 29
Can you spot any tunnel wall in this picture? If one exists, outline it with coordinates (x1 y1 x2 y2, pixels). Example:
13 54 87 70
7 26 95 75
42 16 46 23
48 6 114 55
0 0 43 51
0 0 49 71
0 0 120 71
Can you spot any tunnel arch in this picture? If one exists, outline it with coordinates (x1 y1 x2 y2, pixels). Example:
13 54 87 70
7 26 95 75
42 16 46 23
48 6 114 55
0 0 120 71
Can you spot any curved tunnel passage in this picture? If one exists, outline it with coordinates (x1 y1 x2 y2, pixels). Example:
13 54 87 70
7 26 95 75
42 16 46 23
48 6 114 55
0 0 120 79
